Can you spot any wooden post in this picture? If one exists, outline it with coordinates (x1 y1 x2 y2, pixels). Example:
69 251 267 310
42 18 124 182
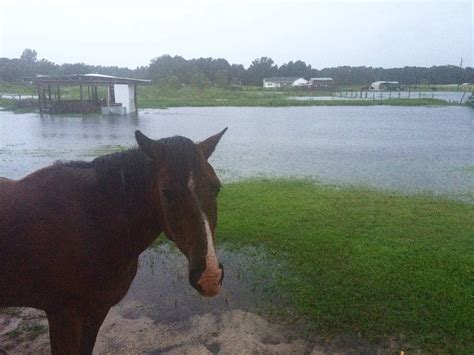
57 86 61 102
80 85 83 101
48 85 52 102
88 86 91 101
389 91 392 99
460 92 466 104
37 85 42 113
134 84 138 110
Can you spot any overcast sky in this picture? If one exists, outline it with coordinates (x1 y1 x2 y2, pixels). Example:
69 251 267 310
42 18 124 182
0 0 472 69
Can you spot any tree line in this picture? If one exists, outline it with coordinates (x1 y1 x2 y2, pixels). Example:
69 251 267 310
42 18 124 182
1 49 472 87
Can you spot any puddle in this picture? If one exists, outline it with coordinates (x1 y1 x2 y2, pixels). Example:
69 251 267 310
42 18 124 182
122 242 289 323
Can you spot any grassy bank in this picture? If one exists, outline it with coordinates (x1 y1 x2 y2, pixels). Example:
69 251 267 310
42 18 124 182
217 180 473 353
0 83 456 109
137 86 452 107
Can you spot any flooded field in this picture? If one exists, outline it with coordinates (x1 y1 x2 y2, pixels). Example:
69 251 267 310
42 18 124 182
290 91 469 103
1 106 472 199
1 106 472 353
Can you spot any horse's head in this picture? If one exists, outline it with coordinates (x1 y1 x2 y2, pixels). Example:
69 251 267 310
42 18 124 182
135 128 227 297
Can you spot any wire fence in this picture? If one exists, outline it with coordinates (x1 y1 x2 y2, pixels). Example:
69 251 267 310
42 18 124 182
334 90 469 104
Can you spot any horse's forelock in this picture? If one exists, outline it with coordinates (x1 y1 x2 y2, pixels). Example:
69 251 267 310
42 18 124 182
158 136 202 181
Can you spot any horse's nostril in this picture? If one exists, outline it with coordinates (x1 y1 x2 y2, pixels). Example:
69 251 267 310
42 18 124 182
218 263 224 285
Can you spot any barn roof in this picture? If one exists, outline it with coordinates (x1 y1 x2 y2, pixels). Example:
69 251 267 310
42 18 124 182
310 77 334 81
263 77 304 83
25 74 151 86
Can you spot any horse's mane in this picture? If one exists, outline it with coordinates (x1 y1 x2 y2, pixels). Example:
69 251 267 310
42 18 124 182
58 135 200 199
57 149 153 203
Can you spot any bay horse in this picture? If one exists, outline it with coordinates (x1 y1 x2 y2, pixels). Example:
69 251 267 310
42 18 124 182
0 128 227 354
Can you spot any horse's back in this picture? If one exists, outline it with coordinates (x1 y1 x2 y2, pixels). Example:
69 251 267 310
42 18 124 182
0 165 110 308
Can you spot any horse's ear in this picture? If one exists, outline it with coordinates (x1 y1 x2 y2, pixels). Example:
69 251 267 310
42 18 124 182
135 130 167 160
198 127 228 160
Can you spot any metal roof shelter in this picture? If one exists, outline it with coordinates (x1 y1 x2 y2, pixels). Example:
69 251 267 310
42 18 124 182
26 74 151 115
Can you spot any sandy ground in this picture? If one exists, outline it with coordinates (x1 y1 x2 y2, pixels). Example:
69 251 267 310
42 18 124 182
0 303 401 355
0 303 315 354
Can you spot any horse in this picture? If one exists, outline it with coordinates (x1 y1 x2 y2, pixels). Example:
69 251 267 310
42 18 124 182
0 128 227 354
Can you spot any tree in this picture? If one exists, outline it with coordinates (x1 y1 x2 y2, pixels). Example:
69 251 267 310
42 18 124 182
214 69 229 88
20 49 37 64
246 57 277 85
278 60 312 78
190 72 209 88
165 75 181 89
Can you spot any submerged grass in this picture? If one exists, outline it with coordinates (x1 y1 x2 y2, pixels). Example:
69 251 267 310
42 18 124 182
217 180 473 353
0 84 455 109
137 86 452 107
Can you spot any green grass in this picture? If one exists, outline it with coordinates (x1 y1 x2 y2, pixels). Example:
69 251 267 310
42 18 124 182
0 83 457 110
217 180 473 353
137 86 453 107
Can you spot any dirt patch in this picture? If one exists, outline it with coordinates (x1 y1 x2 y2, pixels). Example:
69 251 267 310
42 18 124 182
1 303 394 355
0 304 313 354
0 307 49 354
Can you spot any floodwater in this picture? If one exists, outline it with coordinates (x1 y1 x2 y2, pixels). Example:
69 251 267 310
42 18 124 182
290 91 469 103
0 106 472 199
124 243 286 323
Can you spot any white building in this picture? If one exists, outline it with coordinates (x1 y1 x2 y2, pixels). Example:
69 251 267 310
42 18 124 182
369 81 400 91
308 77 334 89
82 74 151 115
263 77 308 88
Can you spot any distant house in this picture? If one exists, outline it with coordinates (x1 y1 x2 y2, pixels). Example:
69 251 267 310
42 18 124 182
369 81 400 91
308 77 334 89
263 77 308 88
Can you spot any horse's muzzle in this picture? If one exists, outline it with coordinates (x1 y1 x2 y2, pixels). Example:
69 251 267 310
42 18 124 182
190 262 224 297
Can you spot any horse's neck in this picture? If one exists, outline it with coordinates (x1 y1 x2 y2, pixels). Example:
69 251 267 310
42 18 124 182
119 174 162 256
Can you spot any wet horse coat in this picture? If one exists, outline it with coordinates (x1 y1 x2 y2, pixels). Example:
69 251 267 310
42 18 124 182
0 129 226 354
